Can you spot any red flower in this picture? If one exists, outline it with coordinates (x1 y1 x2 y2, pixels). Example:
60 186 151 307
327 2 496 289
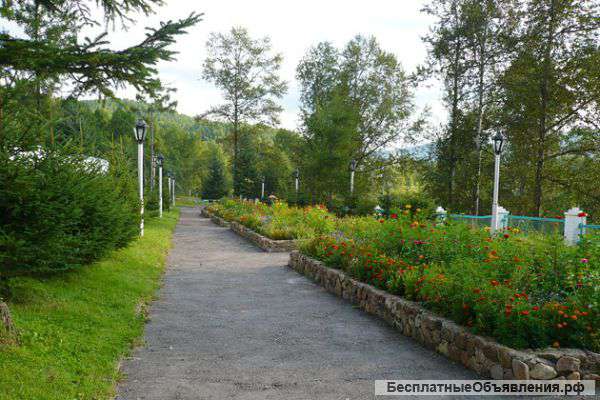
520 310 530 316
490 280 500 286
391 213 398 219
578 212 588 217
379 219 385 223
503 233 510 239
532 306 540 311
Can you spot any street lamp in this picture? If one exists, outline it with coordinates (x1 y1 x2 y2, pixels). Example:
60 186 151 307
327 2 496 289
294 169 300 197
349 159 357 195
166 171 172 207
261 176 266 200
157 153 164 218
134 119 147 236
491 132 505 234
171 172 176 206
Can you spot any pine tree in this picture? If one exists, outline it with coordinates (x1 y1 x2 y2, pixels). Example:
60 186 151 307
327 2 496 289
202 145 229 200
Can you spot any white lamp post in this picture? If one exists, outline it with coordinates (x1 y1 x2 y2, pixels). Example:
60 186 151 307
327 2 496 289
157 154 164 218
134 119 147 236
491 132 505 234
349 159 357 195
294 169 299 196
261 176 265 199
171 173 176 206
166 171 172 207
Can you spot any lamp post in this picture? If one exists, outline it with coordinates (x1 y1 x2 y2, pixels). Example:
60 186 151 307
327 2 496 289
491 132 505 234
294 169 299 197
349 159 357 195
171 172 176 206
157 154 164 218
261 176 265 200
134 119 147 236
166 171 172 207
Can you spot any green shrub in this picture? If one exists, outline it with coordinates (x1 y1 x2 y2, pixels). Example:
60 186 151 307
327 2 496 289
379 192 436 219
0 150 139 279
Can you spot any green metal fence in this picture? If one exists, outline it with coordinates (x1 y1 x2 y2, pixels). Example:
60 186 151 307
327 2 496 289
507 215 564 236
580 223 600 238
448 214 492 230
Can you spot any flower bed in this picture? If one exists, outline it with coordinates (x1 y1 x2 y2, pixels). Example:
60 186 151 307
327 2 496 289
206 198 599 355
289 251 600 380
301 212 599 354
206 198 336 240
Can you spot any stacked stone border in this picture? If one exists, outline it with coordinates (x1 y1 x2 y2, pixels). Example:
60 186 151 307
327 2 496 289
229 222 298 253
288 251 600 381
200 207 230 227
200 207 297 252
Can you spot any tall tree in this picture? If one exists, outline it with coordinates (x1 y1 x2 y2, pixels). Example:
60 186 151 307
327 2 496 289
500 0 599 215
201 143 230 199
296 35 416 204
201 27 287 195
422 0 471 208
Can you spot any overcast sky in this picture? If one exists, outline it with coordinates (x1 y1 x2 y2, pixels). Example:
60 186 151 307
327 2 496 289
4 0 446 131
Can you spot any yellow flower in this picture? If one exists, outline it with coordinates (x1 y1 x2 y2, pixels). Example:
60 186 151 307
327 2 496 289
405 204 412 209
403 210 410 215
416 208 421 212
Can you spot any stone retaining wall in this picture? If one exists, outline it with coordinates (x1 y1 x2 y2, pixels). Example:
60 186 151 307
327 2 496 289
230 222 297 253
200 208 230 227
288 251 600 381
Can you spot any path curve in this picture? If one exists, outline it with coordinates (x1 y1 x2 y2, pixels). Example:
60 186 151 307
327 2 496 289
116 207 478 400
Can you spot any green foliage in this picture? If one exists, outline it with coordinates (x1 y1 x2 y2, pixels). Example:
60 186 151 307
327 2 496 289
380 192 436 219
0 150 139 278
202 143 230 199
296 35 416 206
0 211 178 399
235 129 261 197
0 0 201 98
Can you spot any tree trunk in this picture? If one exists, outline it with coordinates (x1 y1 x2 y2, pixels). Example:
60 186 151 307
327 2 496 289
0 301 17 344
232 93 240 196
533 0 556 216
447 40 462 208
474 24 488 215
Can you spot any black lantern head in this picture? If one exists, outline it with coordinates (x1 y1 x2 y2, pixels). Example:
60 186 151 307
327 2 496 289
492 132 505 155
350 159 357 172
294 169 299 179
134 119 147 143
157 153 164 168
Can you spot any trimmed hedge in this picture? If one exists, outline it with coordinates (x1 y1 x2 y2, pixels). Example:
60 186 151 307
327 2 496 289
0 151 139 278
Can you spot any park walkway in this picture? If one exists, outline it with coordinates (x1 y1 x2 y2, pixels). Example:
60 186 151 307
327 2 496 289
116 207 476 400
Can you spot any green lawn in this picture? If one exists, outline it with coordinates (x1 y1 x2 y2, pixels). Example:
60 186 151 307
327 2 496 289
0 210 179 400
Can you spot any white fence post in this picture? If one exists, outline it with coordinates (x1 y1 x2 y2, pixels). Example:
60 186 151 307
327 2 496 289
436 206 447 223
564 207 586 245
491 205 510 234
498 206 510 231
